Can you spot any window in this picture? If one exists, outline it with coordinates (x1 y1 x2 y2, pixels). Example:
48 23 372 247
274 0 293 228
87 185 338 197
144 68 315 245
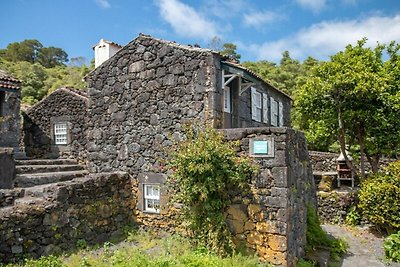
144 184 160 213
54 123 68 145
223 86 231 113
270 97 278 126
262 93 268 124
251 87 262 122
278 102 284 126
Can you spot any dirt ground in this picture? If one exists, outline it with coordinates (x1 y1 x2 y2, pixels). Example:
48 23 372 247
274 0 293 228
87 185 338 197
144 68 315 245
322 224 400 267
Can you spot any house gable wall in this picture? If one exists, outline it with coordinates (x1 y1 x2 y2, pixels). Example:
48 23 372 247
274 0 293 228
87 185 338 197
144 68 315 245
86 35 218 173
23 89 88 160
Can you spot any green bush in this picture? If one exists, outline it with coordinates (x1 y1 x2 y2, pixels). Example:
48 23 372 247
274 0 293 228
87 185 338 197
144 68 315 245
384 231 400 262
24 255 62 267
345 206 361 226
167 124 258 255
358 160 400 233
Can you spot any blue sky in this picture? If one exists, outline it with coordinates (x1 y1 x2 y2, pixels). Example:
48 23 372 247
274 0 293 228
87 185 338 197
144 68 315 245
1 0 399 63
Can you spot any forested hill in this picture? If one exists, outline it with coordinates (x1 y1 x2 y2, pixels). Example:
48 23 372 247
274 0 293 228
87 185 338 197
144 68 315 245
1 39 399 166
0 39 92 105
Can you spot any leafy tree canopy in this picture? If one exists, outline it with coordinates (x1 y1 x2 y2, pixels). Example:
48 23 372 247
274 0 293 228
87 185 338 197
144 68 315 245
295 38 400 173
0 39 68 68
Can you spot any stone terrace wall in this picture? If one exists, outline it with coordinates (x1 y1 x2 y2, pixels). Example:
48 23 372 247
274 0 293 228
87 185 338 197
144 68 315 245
85 35 218 174
0 172 134 263
222 127 316 266
317 190 358 224
309 150 396 174
23 88 88 161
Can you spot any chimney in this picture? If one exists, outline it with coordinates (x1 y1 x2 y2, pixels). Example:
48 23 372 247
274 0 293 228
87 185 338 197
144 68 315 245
93 39 122 68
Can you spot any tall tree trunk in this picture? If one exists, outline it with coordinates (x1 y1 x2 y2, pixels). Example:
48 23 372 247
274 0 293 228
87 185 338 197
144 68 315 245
337 106 354 172
357 124 366 178
366 153 380 173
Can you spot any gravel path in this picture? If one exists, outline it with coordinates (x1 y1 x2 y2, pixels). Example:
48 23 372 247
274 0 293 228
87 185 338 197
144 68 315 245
322 224 400 267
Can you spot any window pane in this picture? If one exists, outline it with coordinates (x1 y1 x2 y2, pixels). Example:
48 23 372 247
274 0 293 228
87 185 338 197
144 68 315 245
54 123 68 145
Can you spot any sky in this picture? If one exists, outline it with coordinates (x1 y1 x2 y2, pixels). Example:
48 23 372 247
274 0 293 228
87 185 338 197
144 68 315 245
0 0 399 64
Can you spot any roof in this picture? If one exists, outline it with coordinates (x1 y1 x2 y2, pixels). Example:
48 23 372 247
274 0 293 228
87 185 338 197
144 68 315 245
92 38 123 50
86 34 291 100
221 61 292 100
0 69 21 90
26 87 87 113
136 33 221 54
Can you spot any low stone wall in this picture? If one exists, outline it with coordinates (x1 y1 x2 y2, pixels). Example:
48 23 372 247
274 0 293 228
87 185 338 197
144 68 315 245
221 127 316 266
0 150 16 189
309 150 396 174
129 127 316 266
309 151 338 173
0 188 24 208
0 172 134 263
317 190 358 224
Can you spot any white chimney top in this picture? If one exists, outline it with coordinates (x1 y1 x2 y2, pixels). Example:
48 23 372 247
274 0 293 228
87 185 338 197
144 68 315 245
93 39 122 68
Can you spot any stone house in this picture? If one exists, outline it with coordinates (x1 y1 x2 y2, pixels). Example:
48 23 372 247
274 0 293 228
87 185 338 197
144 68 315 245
85 34 292 173
23 87 88 160
0 70 22 154
84 34 313 266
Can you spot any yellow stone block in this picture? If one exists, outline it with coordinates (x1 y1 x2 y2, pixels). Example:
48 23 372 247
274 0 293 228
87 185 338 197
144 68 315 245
267 234 287 252
246 231 264 246
226 205 248 222
248 204 262 217
244 221 256 231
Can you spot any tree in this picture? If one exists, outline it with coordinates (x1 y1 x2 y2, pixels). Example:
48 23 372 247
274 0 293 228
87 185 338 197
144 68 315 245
0 40 68 68
207 36 241 62
37 46 68 68
0 39 43 63
220 43 241 62
295 39 400 174
243 52 319 95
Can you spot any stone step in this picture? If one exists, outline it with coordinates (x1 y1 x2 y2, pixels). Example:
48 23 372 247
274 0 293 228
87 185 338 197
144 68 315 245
15 159 78 166
14 170 89 188
16 164 84 174
13 196 46 206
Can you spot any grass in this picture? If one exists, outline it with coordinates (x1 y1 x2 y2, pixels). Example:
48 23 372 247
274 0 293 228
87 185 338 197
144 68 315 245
3 230 268 267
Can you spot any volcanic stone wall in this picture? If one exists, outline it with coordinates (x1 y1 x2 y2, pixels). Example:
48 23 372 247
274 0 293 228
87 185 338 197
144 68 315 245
85 35 219 174
0 172 134 263
221 127 316 266
0 90 21 149
23 88 88 160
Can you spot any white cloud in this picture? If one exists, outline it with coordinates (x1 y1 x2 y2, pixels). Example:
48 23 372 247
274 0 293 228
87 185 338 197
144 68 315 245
250 14 400 61
243 10 284 28
155 0 218 40
203 0 247 19
295 0 326 13
95 0 111 9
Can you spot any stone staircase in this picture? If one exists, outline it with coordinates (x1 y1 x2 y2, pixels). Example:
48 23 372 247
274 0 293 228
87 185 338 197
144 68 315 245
1 159 88 207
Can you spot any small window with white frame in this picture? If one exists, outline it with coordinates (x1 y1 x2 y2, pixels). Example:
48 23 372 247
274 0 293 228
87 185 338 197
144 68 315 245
54 123 68 145
144 184 160 213
251 87 262 122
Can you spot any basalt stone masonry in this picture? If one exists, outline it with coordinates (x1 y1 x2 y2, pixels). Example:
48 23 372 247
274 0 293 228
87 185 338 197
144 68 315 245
126 127 316 266
221 127 316 266
23 88 88 160
0 70 22 155
85 34 292 174
0 172 134 263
